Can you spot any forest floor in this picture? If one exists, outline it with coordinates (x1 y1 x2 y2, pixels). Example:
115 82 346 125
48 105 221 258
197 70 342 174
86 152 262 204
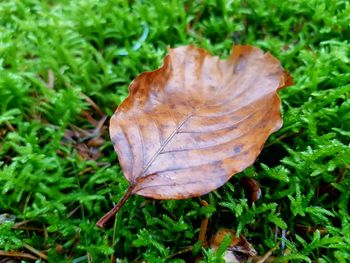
0 0 349 262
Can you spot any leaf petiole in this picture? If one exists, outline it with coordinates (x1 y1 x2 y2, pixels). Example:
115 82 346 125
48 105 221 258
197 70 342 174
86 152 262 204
96 184 135 228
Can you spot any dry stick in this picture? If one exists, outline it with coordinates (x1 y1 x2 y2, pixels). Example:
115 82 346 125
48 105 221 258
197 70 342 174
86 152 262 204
67 204 83 218
256 244 279 263
12 220 44 234
81 93 105 117
0 250 37 260
47 69 55 89
198 217 209 245
195 200 209 263
43 224 48 241
295 224 328 235
256 230 290 263
13 226 44 232
5 121 15 132
12 220 32 229
168 246 193 258
73 115 107 143
109 206 119 263
96 185 135 228
109 183 118 262
198 200 209 245
337 164 348 183
23 243 48 261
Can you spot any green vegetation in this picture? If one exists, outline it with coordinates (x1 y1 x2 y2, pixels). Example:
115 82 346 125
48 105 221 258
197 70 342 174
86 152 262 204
0 0 349 262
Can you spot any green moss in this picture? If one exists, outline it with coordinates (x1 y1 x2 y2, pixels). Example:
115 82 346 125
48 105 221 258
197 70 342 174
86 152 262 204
0 0 349 261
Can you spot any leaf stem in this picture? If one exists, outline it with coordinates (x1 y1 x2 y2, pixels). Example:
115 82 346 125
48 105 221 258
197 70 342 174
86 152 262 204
96 185 135 228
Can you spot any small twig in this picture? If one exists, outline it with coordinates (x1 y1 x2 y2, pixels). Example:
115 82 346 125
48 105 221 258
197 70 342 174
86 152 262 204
23 243 48 260
13 226 44 232
69 124 91 137
110 208 119 263
67 204 83 218
79 115 108 143
168 246 193 258
0 250 38 260
81 111 100 126
47 69 55 89
295 224 328 235
68 115 107 143
5 121 15 132
12 220 32 229
21 192 32 213
265 130 303 148
79 167 93 176
256 230 290 263
81 93 105 117
43 224 48 241
195 200 209 263
94 115 108 133
256 244 279 263
198 200 209 245
96 184 135 228
336 165 348 183
12 221 44 233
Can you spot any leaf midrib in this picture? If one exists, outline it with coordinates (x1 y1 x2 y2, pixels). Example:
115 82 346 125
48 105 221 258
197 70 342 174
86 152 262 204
140 111 195 178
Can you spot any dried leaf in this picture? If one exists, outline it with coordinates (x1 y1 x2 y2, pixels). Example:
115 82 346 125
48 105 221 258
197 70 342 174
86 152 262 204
97 45 291 227
210 229 257 262
61 115 107 161
0 213 16 224
241 177 262 204
111 45 290 197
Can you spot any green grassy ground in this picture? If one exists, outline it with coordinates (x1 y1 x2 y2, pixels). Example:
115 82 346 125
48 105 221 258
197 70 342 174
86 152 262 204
0 0 349 262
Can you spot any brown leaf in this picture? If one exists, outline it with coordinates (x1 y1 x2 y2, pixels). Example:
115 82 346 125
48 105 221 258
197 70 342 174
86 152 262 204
210 229 257 262
97 45 291 227
111 45 290 198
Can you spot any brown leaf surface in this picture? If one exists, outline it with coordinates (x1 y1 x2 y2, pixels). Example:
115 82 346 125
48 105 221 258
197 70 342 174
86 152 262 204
110 45 291 199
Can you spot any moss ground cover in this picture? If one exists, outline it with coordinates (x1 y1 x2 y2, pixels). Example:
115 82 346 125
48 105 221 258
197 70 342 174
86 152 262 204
0 0 349 262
